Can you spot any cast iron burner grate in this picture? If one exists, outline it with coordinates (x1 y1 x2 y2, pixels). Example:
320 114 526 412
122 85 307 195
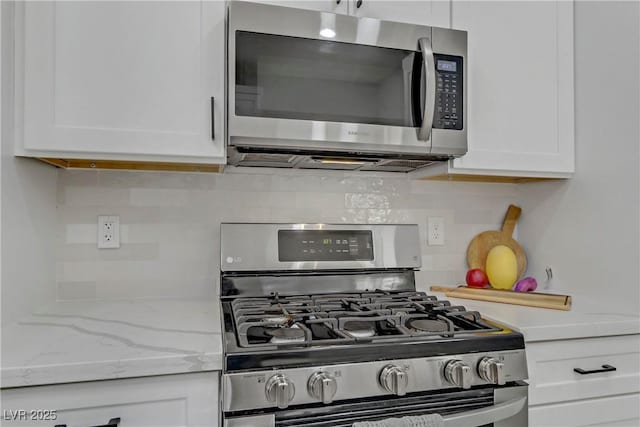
232 291 500 348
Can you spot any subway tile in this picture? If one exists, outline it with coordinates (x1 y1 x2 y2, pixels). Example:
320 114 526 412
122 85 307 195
57 281 98 300
65 224 97 244
61 186 130 207
56 169 520 299
130 188 189 207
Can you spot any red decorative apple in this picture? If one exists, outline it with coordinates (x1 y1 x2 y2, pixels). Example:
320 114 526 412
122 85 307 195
466 268 489 287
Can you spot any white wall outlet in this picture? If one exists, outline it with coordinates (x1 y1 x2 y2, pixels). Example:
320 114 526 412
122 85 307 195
427 217 445 246
98 215 120 249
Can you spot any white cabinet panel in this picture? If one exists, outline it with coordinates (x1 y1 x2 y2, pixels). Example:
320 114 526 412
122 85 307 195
451 0 574 176
415 0 574 179
529 393 640 427
0 372 219 427
16 1 225 164
350 0 450 28
526 335 640 405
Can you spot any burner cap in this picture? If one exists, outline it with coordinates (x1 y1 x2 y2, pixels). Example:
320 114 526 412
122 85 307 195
267 327 306 343
408 318 450 333
344 320 376 338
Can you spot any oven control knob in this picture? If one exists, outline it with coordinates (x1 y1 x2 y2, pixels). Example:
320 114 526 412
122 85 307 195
308 371 338 404
444 360 472 389
478 357 506 385
265 374 295 409
379 365 409 396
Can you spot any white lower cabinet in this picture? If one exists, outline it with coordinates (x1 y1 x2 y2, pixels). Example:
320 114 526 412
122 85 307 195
526 335 640 427
529 393 640 427
0 372 219 427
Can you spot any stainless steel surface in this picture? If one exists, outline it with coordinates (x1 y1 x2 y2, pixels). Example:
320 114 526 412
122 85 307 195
227 1 467 170
444 360 472 390
307 371 338 404
478 356 506 385
443 395 527 427
379 364 409 396
265 374 295 409
224 415 274 427
221 270 416 298
229 1 432 51
494 384 529 427
220 223 421 272
222 349 527 412
223 384 528 427
418 36 436 141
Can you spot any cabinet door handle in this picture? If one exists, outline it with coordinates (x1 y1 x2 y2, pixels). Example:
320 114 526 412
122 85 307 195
573 364 616 375
211 97 216 140
356 0 363 9
55 417 121 427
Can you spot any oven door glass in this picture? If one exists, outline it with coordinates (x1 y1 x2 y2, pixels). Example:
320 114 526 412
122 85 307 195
235 31 424 127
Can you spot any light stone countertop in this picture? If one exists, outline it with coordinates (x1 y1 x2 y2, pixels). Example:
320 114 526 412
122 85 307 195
2 290 639 390
1 298 223 389
423 287 640 342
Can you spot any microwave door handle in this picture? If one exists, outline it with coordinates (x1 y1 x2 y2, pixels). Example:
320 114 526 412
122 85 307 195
418 37 436 141
442 396 527 427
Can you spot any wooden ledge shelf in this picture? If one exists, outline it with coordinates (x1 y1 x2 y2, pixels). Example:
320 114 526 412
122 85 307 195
420 174 563 184
38 158 223 173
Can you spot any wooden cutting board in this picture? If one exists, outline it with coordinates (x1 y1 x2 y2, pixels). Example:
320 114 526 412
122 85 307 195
467 204 527 278
431 285 572 311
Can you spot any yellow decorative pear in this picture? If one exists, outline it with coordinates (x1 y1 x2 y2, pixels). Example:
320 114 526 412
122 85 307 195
485 245 519 289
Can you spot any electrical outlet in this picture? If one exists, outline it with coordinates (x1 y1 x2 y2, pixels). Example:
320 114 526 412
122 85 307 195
98 215 120 249
428 217 445 246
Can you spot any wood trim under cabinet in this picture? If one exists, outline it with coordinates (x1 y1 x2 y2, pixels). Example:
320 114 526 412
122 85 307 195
37 158 223 173
420 173 564 184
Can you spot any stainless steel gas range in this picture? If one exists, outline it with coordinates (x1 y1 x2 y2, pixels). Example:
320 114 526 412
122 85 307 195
220 223 528 427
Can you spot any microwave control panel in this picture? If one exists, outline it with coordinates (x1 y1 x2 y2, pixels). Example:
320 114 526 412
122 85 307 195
433 54 463 131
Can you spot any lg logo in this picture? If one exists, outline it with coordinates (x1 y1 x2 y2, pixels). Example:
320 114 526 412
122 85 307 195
225 256 242 264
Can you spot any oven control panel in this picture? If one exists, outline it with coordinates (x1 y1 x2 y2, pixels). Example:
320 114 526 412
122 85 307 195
278 230 374 262
222 349 527 412
433 54 463 131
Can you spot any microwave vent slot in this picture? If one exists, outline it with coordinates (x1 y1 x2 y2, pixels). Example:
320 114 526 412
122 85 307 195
360 159 436 172
237 152 298 168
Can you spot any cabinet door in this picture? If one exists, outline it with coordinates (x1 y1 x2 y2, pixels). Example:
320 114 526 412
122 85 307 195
526 335 640 405
0 372 219 427
449 0 574 177
247 0 348 14
350 0 450 28
529 393 640 427
17 1 224 164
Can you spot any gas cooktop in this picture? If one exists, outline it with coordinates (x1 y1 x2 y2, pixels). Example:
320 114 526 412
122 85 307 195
222 290 524 371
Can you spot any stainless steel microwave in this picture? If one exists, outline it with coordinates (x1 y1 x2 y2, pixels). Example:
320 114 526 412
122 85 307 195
227 1 467 172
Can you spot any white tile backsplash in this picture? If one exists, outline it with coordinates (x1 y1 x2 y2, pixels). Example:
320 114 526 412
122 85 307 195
56 168 519 300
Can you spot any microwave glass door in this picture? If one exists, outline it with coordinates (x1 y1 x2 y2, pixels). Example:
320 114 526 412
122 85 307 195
235 31 424 128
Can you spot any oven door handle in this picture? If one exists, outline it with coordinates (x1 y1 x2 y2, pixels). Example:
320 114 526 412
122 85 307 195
417 36 436 142
442 396 527 427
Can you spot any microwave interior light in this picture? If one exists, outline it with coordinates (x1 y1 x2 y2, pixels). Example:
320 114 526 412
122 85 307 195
319 28 336 38
319 158 368 165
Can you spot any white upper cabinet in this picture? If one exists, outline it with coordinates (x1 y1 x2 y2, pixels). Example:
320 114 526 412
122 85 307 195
349 0 450 28
416 0 575 180
15 1 225 166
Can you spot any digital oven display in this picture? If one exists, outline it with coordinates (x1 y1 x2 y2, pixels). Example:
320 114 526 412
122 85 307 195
278 230 374 262
437 60 457 72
